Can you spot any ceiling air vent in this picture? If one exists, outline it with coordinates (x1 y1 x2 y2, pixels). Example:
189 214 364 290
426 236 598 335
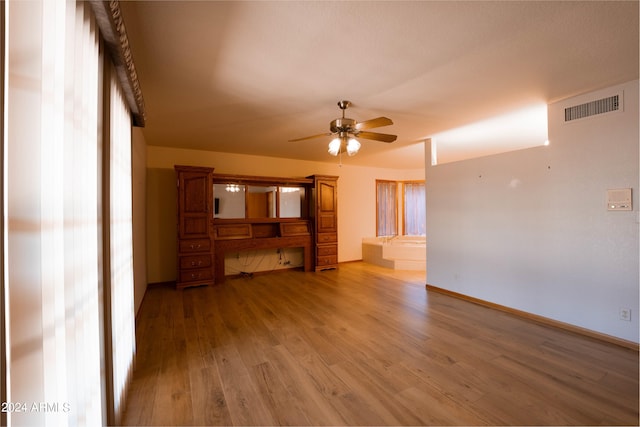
564 94 620 122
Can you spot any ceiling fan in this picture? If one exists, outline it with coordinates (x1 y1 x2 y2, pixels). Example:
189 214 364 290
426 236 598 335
289 100 397 156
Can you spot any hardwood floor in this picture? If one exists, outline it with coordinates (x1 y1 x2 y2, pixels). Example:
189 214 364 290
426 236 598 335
121 262 639 426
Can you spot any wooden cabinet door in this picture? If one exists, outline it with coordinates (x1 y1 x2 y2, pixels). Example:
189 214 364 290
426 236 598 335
316 179 337 234
178 171 211 239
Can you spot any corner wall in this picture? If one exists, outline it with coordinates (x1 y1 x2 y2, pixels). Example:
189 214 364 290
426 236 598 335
146 148 424 284
425 80 639 343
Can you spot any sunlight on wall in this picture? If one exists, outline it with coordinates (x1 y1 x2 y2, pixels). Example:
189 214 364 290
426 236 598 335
431 103 549 164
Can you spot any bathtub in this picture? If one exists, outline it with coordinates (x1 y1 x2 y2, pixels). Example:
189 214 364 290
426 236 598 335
362 236 426 270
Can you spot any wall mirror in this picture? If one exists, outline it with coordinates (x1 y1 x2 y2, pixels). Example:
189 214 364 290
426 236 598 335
279 187 306 218
213 174 312 220
214 183 245 219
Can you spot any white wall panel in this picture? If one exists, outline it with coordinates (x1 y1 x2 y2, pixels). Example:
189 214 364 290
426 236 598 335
425 80 639 342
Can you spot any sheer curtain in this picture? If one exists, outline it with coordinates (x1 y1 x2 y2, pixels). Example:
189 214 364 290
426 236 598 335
376 180 397 237
403 182 426 236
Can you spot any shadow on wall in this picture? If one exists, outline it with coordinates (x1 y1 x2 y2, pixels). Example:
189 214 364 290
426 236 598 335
146 168 178 283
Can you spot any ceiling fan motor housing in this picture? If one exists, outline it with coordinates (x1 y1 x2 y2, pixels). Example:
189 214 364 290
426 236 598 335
330 117 357 133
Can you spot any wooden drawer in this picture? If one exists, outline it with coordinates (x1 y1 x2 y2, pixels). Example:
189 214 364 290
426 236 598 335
280 221 311 237
214 223 252 240
317 244 337 256
179 239 211 253
180 254 211 270
316 255 337 267
317 233 337 243
179 268 213 283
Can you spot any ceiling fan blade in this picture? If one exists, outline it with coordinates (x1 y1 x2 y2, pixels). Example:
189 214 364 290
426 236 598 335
288 132 332 142
355 116 393 130
356 131 397 143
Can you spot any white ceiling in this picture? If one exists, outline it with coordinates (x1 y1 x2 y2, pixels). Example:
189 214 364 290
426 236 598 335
120 1 638 169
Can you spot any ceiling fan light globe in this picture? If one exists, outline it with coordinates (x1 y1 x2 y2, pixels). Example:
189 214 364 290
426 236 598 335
328 138 341 156
346 138 360 156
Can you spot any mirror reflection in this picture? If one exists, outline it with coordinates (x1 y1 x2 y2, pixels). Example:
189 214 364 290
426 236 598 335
214 183 307 219
214 183 245 219
279 187 305 218
247 186 277 218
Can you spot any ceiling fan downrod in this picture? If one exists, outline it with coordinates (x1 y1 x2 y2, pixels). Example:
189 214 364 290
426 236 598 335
330 101 356 133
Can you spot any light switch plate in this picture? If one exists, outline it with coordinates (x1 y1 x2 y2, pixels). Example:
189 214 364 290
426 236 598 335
607 188 632 211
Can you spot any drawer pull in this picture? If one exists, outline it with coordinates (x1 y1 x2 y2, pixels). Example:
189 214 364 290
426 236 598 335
190 272 201 279
190 260 203 267
190 243 202 249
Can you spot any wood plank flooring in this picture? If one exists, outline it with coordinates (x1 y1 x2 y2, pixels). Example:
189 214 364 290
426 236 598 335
121 262 639 426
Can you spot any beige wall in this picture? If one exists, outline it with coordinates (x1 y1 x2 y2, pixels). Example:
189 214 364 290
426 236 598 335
146 146 425 283
132 128 147 314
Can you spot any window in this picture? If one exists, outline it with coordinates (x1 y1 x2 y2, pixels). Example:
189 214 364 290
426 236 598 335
377 180 425 237
403 182 426 236
376 180 398 236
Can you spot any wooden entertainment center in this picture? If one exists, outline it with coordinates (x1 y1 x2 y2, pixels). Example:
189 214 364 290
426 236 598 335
175 165 338 289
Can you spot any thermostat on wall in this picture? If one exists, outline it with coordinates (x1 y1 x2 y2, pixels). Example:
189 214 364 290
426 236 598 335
607 188 632 211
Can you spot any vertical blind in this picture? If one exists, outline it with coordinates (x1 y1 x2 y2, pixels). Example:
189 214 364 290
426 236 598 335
403 182 426 236
108 68 136 423
62 3 103 423
376 181 426 238
376 181 397 237
4 1 137 425
5 1 104 425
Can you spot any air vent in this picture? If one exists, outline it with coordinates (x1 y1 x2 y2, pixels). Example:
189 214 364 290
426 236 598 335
565 94 620 122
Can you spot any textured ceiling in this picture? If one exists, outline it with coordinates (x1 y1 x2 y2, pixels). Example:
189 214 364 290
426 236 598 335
120 1 638 169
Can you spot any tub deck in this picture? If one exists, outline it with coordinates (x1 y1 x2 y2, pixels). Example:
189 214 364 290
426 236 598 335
362 236 426 270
